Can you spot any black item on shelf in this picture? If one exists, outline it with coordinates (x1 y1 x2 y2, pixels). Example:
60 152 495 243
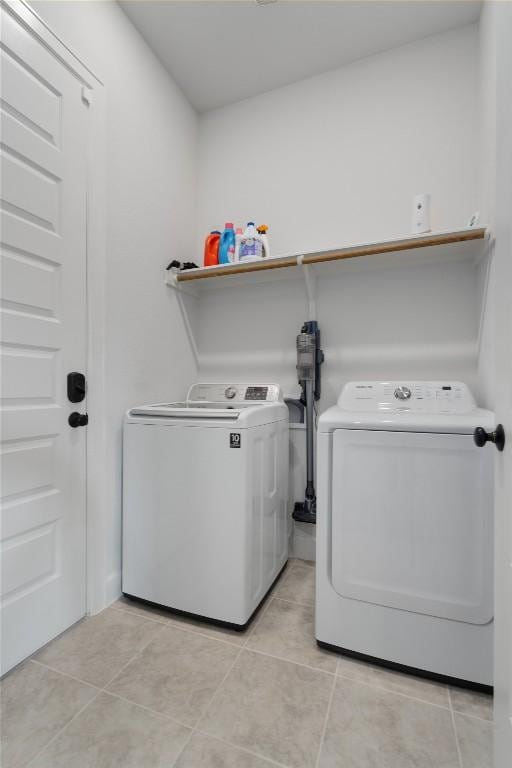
166 260 199 272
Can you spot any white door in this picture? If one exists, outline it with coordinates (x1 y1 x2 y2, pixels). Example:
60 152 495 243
1 2 88 673
493 2 512 763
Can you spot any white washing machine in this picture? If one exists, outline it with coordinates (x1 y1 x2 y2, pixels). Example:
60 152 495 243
317 381 494 686
122 383 288 628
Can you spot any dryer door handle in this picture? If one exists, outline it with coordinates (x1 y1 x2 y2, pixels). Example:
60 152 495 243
473 425 505 452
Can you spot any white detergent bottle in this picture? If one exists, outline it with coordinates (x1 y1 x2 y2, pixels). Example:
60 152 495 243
257 225 270 258
234 227 243 262
239 222 260 261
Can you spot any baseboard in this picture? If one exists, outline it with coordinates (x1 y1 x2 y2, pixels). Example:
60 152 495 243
104 570 122 610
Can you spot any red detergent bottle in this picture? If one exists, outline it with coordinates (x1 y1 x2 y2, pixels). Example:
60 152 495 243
204 230 221 266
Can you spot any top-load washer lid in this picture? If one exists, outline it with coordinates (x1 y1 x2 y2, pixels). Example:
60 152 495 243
129 402 244 419
127 383 287 427
319 381 494 433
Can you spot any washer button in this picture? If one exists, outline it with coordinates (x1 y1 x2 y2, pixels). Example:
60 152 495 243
225 387 237 400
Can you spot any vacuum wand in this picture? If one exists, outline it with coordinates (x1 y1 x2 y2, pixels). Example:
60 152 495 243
293 323 323 525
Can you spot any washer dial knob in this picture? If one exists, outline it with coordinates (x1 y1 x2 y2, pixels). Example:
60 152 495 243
394 385 412 401
225 386 237 400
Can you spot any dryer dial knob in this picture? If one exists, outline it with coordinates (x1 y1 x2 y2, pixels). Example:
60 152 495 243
394 386 412 401
225 387 237 400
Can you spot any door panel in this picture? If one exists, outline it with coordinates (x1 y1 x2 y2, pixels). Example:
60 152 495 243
493 2 512 762
1 2 88 673
331 429 493 624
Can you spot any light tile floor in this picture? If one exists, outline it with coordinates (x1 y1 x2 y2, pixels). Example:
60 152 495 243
1 559 493 768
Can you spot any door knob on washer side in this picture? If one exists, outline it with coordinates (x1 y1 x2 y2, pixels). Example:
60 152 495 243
68 412 88 428
473 424 505 452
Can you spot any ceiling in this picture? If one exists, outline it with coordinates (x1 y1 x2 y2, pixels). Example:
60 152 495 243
119 1 482 112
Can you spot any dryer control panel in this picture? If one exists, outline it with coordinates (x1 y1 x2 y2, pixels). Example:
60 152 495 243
338 381 477 414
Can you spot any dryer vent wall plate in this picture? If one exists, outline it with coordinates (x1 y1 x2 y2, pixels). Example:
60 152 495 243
411 193 431 234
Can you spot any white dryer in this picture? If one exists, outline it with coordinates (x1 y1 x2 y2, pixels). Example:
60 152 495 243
122 383 288 628
317 381 494 686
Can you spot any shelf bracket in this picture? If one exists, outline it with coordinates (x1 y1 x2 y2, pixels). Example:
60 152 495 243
297 255 317 320
165 270 200 370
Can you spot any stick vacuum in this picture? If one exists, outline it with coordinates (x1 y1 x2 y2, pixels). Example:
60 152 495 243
292 321 324 525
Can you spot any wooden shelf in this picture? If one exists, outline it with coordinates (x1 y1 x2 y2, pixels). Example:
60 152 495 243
173 227 487 285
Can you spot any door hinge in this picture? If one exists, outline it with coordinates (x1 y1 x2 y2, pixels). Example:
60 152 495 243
81 86 91 107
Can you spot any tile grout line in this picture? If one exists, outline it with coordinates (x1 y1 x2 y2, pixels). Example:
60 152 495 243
163 619 247 649
101 621 169 690
192 729 292 768
168 722 196 768
448 688 464 768
450 709 493 724
25 687 103 768
29 659 102 690
270 595 314 609
243 595 279 646
194 644 245 726
169 597 276 768
102 688 191 730
314 659 338 768
335 670 455 712
110 604 171 625
112 599 288 649
25 622 169 766
170 643 247 768
243 646 336 678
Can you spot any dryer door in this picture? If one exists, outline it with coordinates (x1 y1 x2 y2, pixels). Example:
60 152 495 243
331 429 493 624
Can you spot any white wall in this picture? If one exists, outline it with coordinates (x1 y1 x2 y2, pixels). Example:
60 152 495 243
31 0 198 605
197 24 479 257
197 257 479 408
195 24 482 558
196 23 482 402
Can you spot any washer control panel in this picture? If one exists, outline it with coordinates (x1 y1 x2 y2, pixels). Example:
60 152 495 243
338 381 476 414
187 383 282 404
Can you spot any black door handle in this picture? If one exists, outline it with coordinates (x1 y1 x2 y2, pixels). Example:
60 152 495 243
473 424 505 452
69 412 88 428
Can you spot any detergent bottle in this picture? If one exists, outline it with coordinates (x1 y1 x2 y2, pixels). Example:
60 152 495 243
257 225 270 259
239 222 261 261
234 227 243 262
204 230 221 266
219 222 236 264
